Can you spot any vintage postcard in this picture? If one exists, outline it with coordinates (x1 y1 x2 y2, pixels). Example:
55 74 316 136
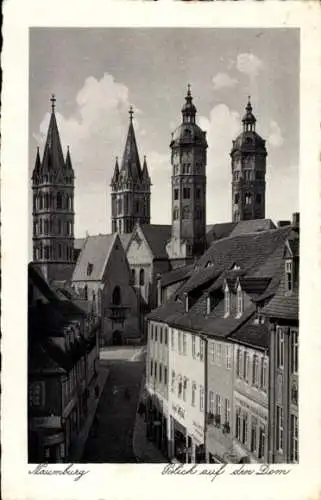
1 1 321 499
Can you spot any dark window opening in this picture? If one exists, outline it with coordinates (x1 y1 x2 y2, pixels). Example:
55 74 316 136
174 189 179 200
112 286 121 305
183 187 190 199
139 269 145 286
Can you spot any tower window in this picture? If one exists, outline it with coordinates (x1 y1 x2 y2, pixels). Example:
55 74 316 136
39 195 43 210
183 188 190 199
112 286 121 305
256 171 264 180
44 246 49 259
196 188 201 200
44 220 49 235
173 208 179 220
256 193 262 204
182 207 190 219
117 198 123 215
285 260 293 292
58 244 62 258
57 192 62 209
139 269 145 286
174 189 179 200
131 269 136 285
245 192 252 205
234 193 239 204
58 219 62 234
136 200 140 213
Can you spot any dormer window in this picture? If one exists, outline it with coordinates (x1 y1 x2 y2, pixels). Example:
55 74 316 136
205 261 213 268
236 285 244 318
87 263 93 276
224 283 230 318
285 260 293 292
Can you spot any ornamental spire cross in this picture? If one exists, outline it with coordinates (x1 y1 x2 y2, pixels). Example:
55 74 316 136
50 94 56 112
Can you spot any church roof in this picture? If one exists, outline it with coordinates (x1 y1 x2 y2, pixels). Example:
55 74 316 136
119 107 142 182
119 233 132 252
140 224 172 260
263 281 299 321
72 233 117 282
206 219 276 244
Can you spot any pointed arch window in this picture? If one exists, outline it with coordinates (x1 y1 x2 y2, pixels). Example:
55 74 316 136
39 194 43 210
57 192 62 209
245 192 252 205
139 269 145 286
112 286 121 306
44 193 49 209
44 220 49 235
131 269 136 285
44 245 50 260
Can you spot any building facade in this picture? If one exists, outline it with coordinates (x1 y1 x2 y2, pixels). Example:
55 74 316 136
110 107 151 234
166 86 208 266
32 95 75 283
231 98 267 222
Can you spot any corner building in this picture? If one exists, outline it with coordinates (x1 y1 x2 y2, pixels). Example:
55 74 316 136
231 98 267 222
166 85 208 267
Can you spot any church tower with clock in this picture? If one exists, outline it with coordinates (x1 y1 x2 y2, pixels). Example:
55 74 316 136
166 86 208 268
231 98 267 222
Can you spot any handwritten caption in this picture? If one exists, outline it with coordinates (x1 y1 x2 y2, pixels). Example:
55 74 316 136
28 463 89 482
162 464 292 482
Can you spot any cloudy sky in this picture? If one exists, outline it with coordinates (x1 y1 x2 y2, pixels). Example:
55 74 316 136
29 28 299 242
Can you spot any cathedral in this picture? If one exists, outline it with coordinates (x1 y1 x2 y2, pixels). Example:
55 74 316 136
31 87 274 340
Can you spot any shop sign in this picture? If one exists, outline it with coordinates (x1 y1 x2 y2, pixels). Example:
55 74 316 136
172 403 185 420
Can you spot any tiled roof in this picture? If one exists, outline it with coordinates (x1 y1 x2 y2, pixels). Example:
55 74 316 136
119 118 142 182
263 284 299 321
119 233 132 252
40 110 66 175
148 226 292 338
229 219 276 237
140 224 172 260
72 233 117 281
229 318 269 350
160 264 194 287
206 222 237 244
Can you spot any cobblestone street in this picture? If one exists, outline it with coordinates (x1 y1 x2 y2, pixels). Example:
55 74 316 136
81 346 145 463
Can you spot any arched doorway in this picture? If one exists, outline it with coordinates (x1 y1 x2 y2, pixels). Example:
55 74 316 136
112 330 122 345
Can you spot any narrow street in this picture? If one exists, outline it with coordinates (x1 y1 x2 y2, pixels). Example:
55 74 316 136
81 346 145 463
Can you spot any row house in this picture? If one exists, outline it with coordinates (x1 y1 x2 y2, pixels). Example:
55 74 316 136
147 220 299 463
28 264 100 463
264 228 299 463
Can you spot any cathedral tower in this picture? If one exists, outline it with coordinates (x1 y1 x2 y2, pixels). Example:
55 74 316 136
166 85 208 266
231 97 267 222
110 107 151 234
32 95 75 283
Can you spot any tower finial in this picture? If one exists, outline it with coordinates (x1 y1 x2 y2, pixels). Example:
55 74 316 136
187 83 191 96
129 106 134 122
50 94 56 113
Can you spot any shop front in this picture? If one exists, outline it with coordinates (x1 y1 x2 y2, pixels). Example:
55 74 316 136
146 393 168 458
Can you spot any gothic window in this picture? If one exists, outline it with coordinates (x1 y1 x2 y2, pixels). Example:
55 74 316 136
39 194 43 210
44 220 49 235
67 221 72 235
184 128 191 136
234 193 239 204
112 220 117 233
117 198 123 215
33 194 36 210
44 193 49 209
183 187 190 199
173 208 179 220
112 286 121 305
139 269 145 286
131 269 136 285
196 188 201 200
57 219 62 234
57 192 62 209
39 242 43 259
84 285 88 300
136 200 140 214
182 206 190 219
245 192 252 205
33 247 37 261
174 189 179 200
256 193 262 204
196 207 203 220
44 246 49 259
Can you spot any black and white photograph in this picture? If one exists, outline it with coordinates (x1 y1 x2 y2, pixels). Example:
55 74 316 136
28 27 299 464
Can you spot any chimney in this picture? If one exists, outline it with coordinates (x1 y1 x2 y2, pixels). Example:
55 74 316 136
277 220 291 228
292 212 300 229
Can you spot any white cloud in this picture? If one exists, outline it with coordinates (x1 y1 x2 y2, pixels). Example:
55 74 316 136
212 72 238 91
199 104 241 223
267 120 284 148
236 53 263 79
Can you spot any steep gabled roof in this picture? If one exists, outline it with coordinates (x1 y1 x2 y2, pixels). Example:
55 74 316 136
160 264 194 287
119 233 132 252
263 282 299 321
72 233 117 281
206 222 237 244
229 219 276 237
119 110 142 182
41 105 66 175
140 224 172 260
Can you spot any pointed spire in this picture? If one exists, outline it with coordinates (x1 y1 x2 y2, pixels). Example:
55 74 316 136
141 155 151 184
41 94 65 173
242 96 256 131
182 84 197 123
120 106 142 181
32 146 41 180
111 156 120 185
65 145 73 171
